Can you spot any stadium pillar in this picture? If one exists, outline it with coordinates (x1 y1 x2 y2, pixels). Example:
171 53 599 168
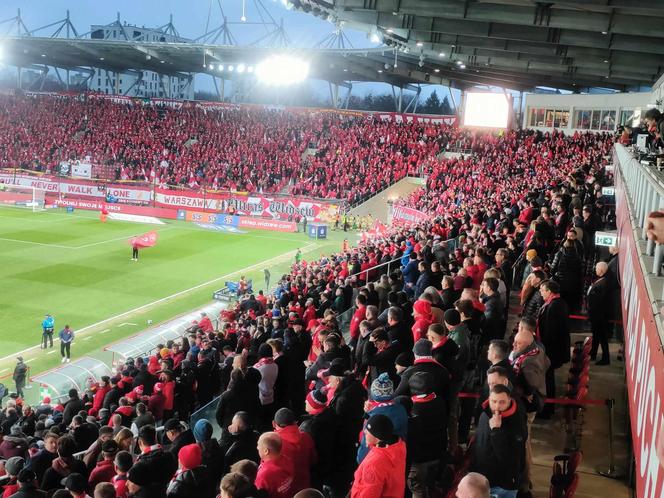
17 66 22 90
115 72 120 95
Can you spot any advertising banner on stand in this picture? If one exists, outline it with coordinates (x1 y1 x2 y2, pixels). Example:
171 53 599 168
391 205 430 225
615 163 664 498
71 163 92 179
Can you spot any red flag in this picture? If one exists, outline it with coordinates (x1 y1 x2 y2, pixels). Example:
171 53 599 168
129 231 158 249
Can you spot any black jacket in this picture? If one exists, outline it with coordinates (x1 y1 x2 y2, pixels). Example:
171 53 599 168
62 396 85 426
220 429 260 472
431 339 461 383
26 449 57 484
550 248 583 292
136 447 178 488
364 343 400 386
168 429 196 459
407 394 448 463
300 408 339 490
4 484 46 498
386 321 412 354
522 288 544 320
166 465 214 498
537 297 570 368
587 276 610 322
395 359 451 402
472 400 527 491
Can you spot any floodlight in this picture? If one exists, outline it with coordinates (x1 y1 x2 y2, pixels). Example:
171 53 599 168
370 33 381 44
255 55 310 85
416 41 423 47
247 66 254 73
237 63 246 73
218 64 224 71
228 65 234 72
208 64 214 70
460 64 466 69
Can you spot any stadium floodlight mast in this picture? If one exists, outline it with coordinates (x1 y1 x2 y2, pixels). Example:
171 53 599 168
255 55 309 85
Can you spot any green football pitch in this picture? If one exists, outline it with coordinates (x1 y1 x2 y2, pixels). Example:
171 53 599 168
0 206 343 393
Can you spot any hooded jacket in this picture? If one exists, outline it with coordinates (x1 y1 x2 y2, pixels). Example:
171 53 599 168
275 424 317 493
350 439 406 498
166 465 214 498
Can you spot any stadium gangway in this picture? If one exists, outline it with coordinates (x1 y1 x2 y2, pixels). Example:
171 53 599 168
30 356 112 401
103 301 227 364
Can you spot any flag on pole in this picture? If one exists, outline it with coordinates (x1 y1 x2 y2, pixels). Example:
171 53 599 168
129 231 159 248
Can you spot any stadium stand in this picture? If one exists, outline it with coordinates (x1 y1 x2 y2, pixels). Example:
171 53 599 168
0 125 619 498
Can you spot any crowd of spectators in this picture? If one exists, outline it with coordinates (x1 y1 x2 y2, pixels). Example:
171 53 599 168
0 94 470 204
0 127 618 498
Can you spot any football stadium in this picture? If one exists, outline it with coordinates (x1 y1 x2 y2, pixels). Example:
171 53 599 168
0 1 662 498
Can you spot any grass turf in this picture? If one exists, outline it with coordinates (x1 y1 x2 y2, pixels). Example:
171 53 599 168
0 207 344 400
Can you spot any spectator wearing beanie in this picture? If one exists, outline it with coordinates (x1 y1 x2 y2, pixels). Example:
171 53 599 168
271 408 316 493
357 373 408 464
166 443 213 498
193 419 223 486
62 472 88 498
395 351 414 375
126 462 160 498
11 469 46 498
350 414 406 498
406 372 448 498
300 389 336 491
2 456 25 497
87 440 118 493
395 339 451 402
0 425 28 459
255 432 295 498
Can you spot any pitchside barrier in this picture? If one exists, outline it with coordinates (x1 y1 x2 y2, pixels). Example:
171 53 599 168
104 301 227 365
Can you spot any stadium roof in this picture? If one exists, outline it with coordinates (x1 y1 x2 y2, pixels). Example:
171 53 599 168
1 36 429 89
288 0 664 91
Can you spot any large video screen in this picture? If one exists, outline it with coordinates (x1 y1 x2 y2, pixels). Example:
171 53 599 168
462 92 510 128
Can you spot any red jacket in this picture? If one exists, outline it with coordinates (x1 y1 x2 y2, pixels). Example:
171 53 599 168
275 425 317 492
349 305 367 340
255 456 295 498
91 385 110 414
351 439 406 498
162 381 175 410
412 317 433 342
88 459 116 492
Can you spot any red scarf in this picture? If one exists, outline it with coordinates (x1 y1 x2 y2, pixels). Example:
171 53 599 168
254 357 275 368
511 347 540 374
411 393 437 403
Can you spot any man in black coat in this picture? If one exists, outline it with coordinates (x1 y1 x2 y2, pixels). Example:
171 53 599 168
8 469 46 498
395 339 451 403
62 389 85 427
587 261 611 365
164 419 196 460
136 425 177 492
406 372 448 497
471 384 526 495
385 306 412 354
537 279 570 418
326 361 366 498
219 411 260 473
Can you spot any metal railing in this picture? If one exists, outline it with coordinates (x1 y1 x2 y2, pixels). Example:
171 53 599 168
615 144 664 301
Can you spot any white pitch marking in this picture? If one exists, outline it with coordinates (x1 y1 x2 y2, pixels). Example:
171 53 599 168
118 323 138 327
0 242 317 364
0 237 71 249
83 336 93 341
100 329 111 334
47 350 57 355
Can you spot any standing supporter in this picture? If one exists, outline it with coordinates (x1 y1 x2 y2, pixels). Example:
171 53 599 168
25 432 58 484
537 280 570 418
87 440 118 493
111 451 133 498
395 339 451 401
512 321 550 494
411 300 434 342
41 436 87 494
455 472 491 498
271 408 316 493
164 419 196 460
472 384 527 497
2 456 24 497
407 372 447 498
348 295 368 348
166 443 213 498
587 261 612 365
350 414 406 498
135 425 177 494
12 469 46 498
255 432 295 498
254 344 279 430
193 419 223 486
220 412 260 472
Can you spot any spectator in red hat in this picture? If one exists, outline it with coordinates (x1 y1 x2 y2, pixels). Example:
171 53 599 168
166 443 213 498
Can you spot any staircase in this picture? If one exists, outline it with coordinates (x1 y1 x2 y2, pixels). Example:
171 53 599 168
349 176 426 224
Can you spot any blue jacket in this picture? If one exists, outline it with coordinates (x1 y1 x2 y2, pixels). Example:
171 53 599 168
42 316 54 331
402 260 420 286
356 401 408 463
59 328 74 343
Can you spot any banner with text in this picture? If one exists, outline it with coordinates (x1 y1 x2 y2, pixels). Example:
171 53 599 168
391 205 430 225
615 160 664 498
